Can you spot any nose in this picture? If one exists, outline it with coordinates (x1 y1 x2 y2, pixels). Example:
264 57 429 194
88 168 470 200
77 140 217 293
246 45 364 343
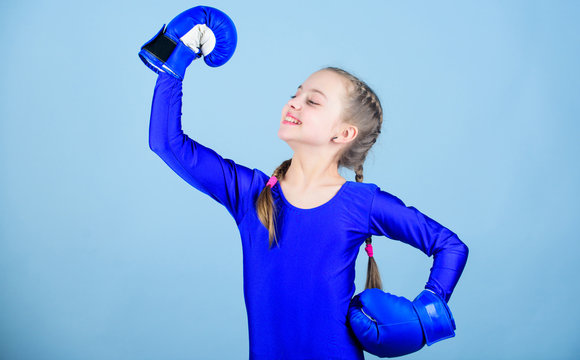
288 96 302 110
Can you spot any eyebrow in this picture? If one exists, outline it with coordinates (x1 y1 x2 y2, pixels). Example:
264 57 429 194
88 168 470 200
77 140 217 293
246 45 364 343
297 85 327 99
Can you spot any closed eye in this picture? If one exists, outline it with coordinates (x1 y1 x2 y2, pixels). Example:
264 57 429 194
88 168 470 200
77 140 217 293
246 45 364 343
289 95 319 106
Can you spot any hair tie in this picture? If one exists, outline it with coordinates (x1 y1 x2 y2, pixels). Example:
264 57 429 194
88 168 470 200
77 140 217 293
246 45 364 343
365 243 374 257
266 175 278 188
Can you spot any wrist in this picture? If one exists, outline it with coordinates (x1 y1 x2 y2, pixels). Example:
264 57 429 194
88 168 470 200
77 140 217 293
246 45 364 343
412 290 456 346
164 41 201 80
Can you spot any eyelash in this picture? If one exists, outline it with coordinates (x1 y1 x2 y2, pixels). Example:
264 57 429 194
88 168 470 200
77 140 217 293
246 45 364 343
290 95 319 106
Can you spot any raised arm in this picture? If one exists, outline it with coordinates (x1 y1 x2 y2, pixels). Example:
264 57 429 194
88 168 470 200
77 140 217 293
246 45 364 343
148 72 255 225
368 186 468 302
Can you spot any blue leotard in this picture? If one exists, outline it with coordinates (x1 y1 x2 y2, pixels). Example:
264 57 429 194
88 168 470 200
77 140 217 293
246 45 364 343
148 73 469 360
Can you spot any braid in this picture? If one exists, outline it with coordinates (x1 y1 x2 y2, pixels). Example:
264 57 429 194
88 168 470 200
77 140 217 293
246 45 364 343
324 67 384 291
355 164 364 182
274 159 292 179
355 163 383 291
255 158 292 249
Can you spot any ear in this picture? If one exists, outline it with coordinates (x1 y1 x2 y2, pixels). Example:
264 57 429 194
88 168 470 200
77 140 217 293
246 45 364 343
332 124 358 143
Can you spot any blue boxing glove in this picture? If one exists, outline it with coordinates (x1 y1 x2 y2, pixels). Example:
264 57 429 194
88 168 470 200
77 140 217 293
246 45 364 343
347 288 456 358
138 6 237 79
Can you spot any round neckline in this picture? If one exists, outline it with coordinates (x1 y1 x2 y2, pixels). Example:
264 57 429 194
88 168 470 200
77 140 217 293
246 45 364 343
275 180 351 211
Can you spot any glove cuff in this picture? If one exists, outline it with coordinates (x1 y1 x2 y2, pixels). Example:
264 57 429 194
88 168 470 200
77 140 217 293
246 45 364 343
139 25 201 79
164 41 201 79
139 25 176 74
412 290 456 346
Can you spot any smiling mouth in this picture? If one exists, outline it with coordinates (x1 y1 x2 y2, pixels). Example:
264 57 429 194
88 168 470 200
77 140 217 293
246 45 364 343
283 115 302 125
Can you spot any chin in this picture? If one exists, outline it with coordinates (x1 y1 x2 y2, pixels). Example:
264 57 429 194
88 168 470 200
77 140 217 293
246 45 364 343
277 127 290 141
277 129 297 147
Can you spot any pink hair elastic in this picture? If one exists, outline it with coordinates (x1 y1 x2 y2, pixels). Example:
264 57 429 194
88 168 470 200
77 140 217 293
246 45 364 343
266 175 278 188
365 243 374 257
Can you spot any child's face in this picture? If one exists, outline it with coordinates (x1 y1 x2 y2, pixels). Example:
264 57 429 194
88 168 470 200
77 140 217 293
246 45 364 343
278 70 350 150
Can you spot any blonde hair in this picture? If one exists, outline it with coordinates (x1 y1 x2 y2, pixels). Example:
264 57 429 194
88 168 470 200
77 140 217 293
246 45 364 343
255 66 384 290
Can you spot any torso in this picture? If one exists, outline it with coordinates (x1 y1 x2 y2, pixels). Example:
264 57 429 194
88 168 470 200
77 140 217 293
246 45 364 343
278 178 348 210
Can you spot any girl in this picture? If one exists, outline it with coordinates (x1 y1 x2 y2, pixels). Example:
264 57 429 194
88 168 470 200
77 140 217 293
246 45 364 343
148 66 468 359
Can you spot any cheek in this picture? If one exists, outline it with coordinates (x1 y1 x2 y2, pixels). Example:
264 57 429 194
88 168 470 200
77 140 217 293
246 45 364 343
319 110 340 129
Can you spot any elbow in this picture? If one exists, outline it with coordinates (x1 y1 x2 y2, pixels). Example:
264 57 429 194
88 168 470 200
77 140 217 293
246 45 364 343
453 238 469 276
149 142 173 160
435 233 469 256
149 139 162 154
437 234 469 265
149 143 170 158
149 134 169 155
450 235 469 265
459 239 469 262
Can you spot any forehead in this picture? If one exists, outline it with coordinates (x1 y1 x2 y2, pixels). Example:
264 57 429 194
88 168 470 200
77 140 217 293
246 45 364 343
300 70 348 100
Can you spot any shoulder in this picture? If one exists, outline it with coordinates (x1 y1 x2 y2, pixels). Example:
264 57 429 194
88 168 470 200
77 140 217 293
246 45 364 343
348 182 406 210
334 181 380 210
345 181 380 198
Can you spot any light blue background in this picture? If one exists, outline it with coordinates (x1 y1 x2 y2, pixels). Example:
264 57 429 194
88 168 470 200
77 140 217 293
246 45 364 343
1 0 578 359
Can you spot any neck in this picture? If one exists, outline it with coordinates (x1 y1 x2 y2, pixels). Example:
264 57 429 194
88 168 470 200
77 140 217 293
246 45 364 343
283 151 345 190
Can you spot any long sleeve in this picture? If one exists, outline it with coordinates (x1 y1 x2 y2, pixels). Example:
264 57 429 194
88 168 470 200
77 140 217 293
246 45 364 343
148 72 255 225
368 186 468 302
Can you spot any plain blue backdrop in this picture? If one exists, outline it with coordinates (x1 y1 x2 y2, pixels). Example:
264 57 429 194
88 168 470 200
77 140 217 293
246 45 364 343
1 0 578 359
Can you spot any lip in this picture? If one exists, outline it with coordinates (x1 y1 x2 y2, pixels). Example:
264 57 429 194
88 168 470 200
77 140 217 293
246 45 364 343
283 112 302 125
